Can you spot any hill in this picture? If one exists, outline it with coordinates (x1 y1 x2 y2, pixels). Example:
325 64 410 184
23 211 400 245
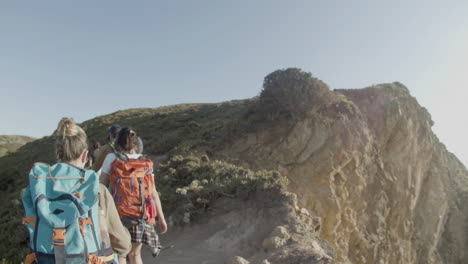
0 68 467 264
0 135 35 157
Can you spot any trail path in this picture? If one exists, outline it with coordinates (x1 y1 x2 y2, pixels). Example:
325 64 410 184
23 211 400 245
141 224 231 264
144 154 230 263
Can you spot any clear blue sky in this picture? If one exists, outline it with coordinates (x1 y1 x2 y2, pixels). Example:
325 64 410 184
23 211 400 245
1 0 467 165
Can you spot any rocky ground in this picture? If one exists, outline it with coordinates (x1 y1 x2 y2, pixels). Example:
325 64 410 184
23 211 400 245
142 183 334 264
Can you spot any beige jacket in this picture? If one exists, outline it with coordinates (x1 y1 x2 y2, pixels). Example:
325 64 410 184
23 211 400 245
98 184 131 257
93 144 115 172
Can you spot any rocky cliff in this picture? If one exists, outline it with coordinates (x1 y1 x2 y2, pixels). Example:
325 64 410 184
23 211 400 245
217 82 468 263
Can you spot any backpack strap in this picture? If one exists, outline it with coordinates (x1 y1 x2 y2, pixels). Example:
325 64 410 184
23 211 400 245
115 152 129 161
53 227 66 264
22 216 37 227
138 177 147 240
109 143 117 153
79 210 100 251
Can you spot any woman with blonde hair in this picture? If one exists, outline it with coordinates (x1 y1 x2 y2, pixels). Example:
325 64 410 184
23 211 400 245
22 118 131 264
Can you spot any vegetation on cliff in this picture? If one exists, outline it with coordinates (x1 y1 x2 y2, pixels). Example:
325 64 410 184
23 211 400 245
156 154 288 225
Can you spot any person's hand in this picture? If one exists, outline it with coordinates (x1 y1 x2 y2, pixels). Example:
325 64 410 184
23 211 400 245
158 217 168 234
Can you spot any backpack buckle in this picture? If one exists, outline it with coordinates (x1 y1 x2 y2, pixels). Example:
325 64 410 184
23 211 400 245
52 228 66 246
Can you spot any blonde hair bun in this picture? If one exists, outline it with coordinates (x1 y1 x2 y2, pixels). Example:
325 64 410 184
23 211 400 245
55 117 88 162
56 117 79 137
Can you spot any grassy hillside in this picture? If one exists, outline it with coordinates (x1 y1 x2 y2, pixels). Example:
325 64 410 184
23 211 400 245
0 135 36 157
81 100 255 155
0 99 256 262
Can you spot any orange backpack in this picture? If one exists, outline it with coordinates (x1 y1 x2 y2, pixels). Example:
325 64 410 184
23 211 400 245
109 153 157 225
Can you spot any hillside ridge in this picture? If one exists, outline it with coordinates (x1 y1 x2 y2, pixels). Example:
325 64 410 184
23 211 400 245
0 135 36 157
0 69 467 264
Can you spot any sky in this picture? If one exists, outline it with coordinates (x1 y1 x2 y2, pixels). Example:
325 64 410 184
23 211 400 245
0 0 467 166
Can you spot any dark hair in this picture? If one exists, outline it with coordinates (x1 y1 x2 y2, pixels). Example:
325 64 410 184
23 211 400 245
108 125 121 141
91 139 101 150
115 127 139 153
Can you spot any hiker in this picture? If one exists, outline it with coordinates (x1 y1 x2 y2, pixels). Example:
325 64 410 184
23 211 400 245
87 139 102 169
22 118 131 264
92 125 121 173
100 127 167 264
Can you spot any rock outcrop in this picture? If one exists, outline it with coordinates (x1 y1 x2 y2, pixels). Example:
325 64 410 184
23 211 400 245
219 83 468 263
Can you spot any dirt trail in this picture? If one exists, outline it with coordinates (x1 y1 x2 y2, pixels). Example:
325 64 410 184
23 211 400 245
141 198 267 264
141 223 234 264
140 190 334 264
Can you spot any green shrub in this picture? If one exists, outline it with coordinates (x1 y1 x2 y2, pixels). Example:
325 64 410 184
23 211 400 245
258 68 330 120
156 154 287 225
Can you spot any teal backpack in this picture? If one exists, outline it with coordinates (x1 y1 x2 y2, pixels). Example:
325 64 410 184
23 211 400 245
22 162 116 264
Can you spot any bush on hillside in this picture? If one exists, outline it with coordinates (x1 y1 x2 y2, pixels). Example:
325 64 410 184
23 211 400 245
257 68 330 120
156 154 288 225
